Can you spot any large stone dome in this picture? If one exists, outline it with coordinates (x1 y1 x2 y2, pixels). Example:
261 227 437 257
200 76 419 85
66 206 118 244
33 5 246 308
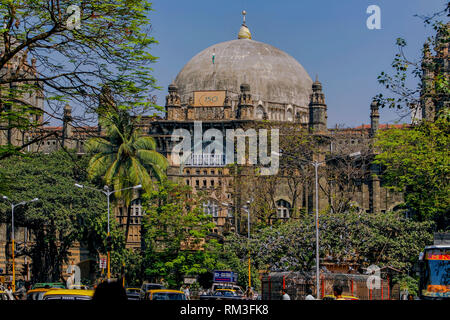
174 39 313 108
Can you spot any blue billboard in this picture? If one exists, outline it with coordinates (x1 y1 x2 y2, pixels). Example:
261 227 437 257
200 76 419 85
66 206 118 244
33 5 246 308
213 270 238 283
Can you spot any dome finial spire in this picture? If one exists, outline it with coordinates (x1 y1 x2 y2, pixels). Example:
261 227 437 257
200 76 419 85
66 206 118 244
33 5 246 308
238 10 252 39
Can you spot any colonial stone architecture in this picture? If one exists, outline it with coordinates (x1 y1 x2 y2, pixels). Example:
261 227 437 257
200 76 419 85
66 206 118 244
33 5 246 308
0 14 447 283
149 13 404 235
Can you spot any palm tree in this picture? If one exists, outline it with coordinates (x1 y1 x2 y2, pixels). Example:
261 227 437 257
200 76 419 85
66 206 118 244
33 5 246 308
86 110 168 240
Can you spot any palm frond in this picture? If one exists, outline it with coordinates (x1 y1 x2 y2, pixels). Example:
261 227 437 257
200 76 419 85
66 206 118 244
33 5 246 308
133 136 157 151
104 159 120 186
85 137 113 154
88 154 115 180
130 157 153 192
137 149 169 172
149 164 166 183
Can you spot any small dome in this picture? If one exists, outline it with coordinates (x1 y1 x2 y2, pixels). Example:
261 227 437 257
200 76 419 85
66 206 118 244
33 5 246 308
238 25 252 39
371 100 379 109
240 83 250 92
168 82 178 92
312 79 322 91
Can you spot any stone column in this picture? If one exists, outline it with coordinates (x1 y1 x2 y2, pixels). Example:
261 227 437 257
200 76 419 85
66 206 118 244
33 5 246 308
369 163 381 213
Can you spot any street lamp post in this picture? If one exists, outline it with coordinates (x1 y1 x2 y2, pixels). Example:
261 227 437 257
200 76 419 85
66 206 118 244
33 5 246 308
275 150 361 299
223 201 253 294
312 161 321 300
1 196 39 291
75 183 141 280
243 201 251 293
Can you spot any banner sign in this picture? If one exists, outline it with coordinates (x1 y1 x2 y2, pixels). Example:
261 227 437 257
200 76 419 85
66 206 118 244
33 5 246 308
426 253 450 260
213 270 237 283
193 91 226 107
99 258 107 269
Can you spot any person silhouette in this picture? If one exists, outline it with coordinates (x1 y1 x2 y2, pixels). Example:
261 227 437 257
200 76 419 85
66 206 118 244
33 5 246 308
333 284 344 300
92 279 127 302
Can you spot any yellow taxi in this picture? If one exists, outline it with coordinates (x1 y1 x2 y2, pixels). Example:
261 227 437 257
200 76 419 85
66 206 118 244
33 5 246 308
212 288 242 300
69 284 90 290
322 294 359 300
216 288 236 293
215 288 240 296
26 287 58 300
144 289 187 300
42 289 94 300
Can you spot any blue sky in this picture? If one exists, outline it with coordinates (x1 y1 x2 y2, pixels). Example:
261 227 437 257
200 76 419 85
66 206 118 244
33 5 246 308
147 0 447 128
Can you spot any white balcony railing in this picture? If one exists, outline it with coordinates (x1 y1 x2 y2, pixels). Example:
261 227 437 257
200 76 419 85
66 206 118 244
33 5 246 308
183 153 226 167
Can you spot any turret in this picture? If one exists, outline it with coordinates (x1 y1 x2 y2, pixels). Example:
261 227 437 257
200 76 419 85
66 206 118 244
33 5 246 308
165 82 182 120
308 76 328 133
62 103 74 147
421 22 450 121
433 22 450 117
237 83 254 119
223 95 232 119
368 100 381 213
421 42 435 121
370 99 379 138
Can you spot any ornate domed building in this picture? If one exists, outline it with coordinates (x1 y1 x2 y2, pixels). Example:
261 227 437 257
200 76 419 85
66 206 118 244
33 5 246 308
0 11 445 283
147 12 393 237
164 11 326 130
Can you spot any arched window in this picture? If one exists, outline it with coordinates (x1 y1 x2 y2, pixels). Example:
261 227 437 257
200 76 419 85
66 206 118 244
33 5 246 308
286 109 293 121
256 105 265 119
276 199 291 219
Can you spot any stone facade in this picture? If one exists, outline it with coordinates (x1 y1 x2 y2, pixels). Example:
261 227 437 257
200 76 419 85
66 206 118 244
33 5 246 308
3 18 446 283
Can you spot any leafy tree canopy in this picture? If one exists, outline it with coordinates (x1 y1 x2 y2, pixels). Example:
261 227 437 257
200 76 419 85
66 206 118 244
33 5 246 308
0 150 124 281
374 112 450 230
374 6 449 117
140 179 216 288
0 0 160 159
213 210 433 289
86 109 168 241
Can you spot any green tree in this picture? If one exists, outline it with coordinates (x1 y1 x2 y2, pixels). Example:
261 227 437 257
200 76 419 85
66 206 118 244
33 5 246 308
86 110 168 240
0 0 160 159
372 5 449 230
374 6 449 117
374 113 449 230
110 247 142 286
393 274 419 297
141 179 216 288
213 210 433 287
0 150 123 282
